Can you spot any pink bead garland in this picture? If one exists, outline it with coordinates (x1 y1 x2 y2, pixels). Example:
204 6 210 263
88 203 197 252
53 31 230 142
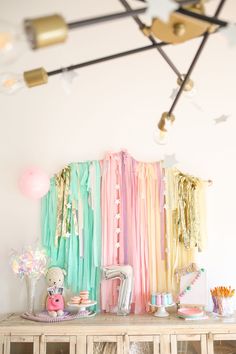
177 269 205 302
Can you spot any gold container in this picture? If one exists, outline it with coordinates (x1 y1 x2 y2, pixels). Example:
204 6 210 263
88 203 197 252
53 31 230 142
143 2 209 44
23 67 48 88
24 14 68 49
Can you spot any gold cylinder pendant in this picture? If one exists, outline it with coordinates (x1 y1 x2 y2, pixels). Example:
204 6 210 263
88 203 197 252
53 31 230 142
24 14 68 49
23 67 48 88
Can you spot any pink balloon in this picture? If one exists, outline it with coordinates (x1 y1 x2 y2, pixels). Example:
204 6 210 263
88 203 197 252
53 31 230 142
19 167 50 199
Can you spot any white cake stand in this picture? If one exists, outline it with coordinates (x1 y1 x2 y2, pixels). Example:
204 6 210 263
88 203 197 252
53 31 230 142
67 301 97 318
148 303 175 317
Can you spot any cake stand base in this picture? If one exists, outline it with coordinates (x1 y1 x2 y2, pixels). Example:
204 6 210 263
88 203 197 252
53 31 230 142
154 305 170 317
67 301 97 318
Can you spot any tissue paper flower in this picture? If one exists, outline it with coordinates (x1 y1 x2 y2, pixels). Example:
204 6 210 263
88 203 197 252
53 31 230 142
10 247 48 279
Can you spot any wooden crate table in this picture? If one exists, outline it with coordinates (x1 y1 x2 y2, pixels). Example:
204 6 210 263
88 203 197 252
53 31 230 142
1 313 236 354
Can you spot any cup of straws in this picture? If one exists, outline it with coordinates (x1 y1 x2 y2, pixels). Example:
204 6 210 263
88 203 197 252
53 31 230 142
211 286 235 317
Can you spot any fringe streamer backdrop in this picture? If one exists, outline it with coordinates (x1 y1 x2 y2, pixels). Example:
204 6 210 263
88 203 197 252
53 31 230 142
41 151 207 314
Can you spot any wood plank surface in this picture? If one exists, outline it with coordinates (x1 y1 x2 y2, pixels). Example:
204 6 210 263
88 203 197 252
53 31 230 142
1 313 236 338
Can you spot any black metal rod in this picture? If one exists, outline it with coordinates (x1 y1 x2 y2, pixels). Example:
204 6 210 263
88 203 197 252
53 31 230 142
176 0 199 5
177 8 228 27
47 43 168 76
118 0 182 79
168 0 227 116
47 22 220 78
67 2 228 31
67 8 147 29
135 0 200 3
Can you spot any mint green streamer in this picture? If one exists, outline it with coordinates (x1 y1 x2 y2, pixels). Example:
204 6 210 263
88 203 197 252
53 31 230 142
41 161 101 311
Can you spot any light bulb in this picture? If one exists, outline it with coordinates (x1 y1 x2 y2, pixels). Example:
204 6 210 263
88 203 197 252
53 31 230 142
170 85 197 102
153 112 175 145
0 72 26 94
153 128 168 145
184 86 197 99
175 74 197 100
0 20 27 65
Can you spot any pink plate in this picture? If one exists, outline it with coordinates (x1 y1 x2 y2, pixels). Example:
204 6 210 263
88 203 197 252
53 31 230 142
178 308 203 317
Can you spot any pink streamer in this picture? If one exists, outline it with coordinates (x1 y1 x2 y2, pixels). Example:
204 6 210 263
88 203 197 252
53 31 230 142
157 163 166 261
101 152 163 314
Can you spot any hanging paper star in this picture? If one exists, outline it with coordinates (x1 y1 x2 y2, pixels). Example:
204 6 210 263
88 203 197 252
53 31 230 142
163 154 178 168
190 101 204 112
221 23 236 46
169 88 178 100
214 114 230 124
147 0 177 22
61 69 78 95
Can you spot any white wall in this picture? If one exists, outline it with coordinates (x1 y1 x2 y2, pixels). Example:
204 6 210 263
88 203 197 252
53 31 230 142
0 0 236 314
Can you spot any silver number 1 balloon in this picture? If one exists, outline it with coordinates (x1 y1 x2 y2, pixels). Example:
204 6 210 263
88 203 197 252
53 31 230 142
102 265 134 316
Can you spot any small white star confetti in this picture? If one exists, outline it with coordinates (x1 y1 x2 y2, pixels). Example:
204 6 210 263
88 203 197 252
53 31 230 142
116 228 121 234
115 184 120 190
214 114 230 124
147 0 177 22
221 23 236 46
67 203 71 209
115 213 120 219
65 232 71 238
115 199 120 205
163 154 178 168
115 242 120 249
